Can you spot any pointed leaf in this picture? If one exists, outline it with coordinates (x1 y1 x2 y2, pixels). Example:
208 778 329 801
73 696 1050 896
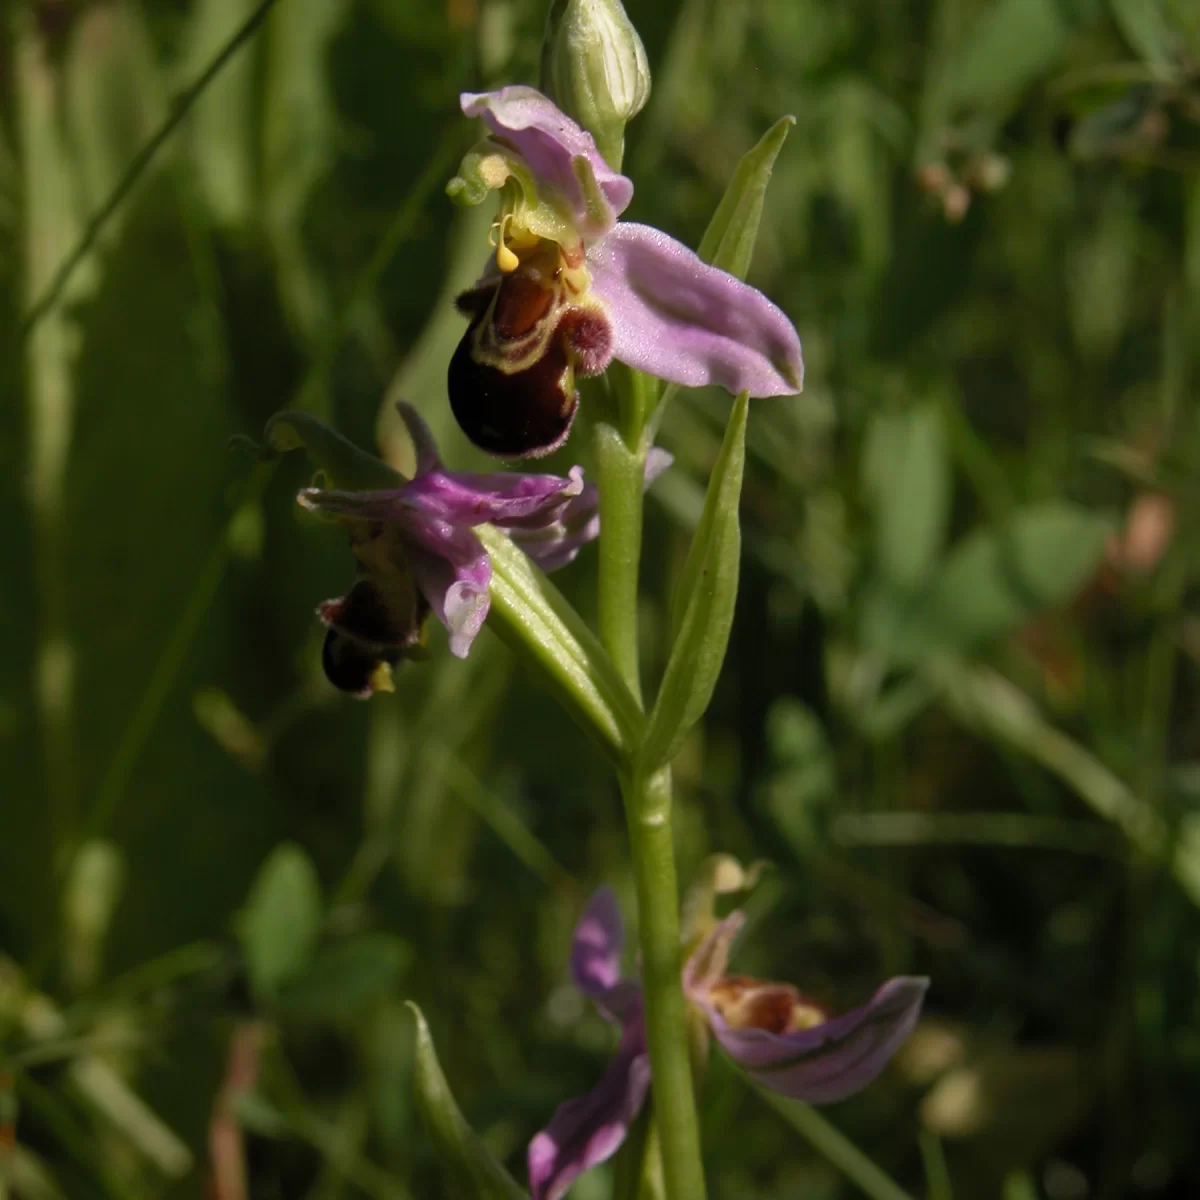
945 0 1072 109
653 118 792 427
262 0 350 340
409 1003 528 1200
697 115 795 281
237 843 322 1000
1109 0 1180 71
861 503 1114 663
931 502 1112 646
479 525 643 764
640 392 748 772
862 404 950 589
181 0 258 226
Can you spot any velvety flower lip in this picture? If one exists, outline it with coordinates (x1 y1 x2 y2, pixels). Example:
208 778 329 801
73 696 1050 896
450 87 804 457
272 401 592 687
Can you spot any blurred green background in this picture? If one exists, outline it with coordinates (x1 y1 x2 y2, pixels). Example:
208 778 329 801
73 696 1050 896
4 0 1200 1196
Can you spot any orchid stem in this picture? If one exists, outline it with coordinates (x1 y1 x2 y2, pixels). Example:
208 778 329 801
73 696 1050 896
593 417 646 703
593 393 706 1200
622 766 706 1200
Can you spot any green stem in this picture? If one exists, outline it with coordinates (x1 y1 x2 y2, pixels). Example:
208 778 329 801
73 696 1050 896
623 768 706 1200
593 373 704 1198
593 418 646 703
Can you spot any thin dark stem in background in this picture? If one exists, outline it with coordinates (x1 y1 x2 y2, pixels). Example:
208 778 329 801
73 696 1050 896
19 0 286 339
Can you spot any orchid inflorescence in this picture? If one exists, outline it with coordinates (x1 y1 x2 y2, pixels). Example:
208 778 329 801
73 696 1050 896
247 0 927 1195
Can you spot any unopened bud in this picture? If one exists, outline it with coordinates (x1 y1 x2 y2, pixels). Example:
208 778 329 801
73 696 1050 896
540 0 650 170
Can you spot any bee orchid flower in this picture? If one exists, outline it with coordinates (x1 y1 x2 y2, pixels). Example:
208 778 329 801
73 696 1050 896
528 887 928 1200
260 403 665 697
447 86 804 457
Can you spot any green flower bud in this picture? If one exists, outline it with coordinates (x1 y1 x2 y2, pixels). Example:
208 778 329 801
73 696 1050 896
540 0 651 171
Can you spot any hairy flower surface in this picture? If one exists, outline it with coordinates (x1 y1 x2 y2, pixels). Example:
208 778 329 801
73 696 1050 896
447 86 804 457
266 403 587 695
528 887 927 1200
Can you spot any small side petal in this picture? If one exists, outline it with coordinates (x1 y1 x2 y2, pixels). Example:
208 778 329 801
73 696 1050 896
461 87 633 234
707 976 929 1104
300 471 584 530
570 887 626 999
588 222 804 398
510 450 672 572
527 1034 651 1200
682 912 744 1000
403 466 585 528
512 517 602 574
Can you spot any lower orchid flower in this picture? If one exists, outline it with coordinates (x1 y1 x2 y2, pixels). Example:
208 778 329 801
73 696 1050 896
529 884 928 1200
260 402 646 697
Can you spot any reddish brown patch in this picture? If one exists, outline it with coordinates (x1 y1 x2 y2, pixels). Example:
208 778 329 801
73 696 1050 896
493 271 554 340
709 975 828 1034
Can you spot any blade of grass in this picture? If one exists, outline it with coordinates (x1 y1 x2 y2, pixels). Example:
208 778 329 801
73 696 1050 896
754 1087 920 1200
20 0 285 337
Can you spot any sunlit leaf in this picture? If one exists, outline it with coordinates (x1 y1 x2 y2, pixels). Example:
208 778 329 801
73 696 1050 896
862 403 950 590
862 503 1113 662
697 115 795 281
409 1002 527 1200
237 842 322 999
641 392 747 772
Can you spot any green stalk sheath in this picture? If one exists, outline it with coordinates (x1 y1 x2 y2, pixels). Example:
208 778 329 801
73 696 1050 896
593 419 647 704
623 768 706 1200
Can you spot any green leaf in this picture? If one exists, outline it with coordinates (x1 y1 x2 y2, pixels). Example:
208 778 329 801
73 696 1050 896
652 118 792 429
261 0 350 342
181 0 258 227
237 843 322 999
479 525 643 764
408 1003 527 1200
231 1091 291 1139
65 1 167 231
697 115 794 280
932 502 1112 645
861 503 1114 663
945 0 1072 110
640 392 748 773
862 403 950 590
1066 184 1137 359
276 933 411 1021
1108 0 1180 71
62 839 125 991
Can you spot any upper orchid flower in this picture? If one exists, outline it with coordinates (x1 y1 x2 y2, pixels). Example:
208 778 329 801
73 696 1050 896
529 883 928 1200
259 402 616 697
446 86 804 457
